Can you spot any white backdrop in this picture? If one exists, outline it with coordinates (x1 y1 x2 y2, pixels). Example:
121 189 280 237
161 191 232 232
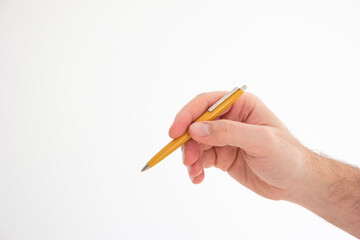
1 0 360 239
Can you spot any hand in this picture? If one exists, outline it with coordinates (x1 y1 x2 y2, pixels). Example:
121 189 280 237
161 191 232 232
169 92 308 200
169 91 360 237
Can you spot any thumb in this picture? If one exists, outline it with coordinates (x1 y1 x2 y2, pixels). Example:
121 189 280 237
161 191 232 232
189 120 273 154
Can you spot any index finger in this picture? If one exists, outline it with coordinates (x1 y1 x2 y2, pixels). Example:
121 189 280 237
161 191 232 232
168 91 229 139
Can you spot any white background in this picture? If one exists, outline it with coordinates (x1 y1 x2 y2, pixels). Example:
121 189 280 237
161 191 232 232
1 0 360 239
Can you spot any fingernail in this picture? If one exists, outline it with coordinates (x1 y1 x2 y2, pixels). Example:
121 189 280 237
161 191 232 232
190 122 210 137
187 166 193 181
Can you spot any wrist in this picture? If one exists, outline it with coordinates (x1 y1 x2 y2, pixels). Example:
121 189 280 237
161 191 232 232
283 149 360 237
283 149 327 203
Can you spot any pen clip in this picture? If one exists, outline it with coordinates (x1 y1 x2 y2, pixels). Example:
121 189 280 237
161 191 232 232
208 85 247 112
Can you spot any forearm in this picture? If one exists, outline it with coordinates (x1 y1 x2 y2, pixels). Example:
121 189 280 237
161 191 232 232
285 150 360 238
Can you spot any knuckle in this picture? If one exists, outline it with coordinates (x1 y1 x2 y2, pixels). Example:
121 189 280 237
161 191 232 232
262 127 274 140
260 127 277 150
194 92 206 101
220 120 233 134
211 120 234 145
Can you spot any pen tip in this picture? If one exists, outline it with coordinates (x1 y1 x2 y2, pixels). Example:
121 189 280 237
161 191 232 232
141 164 151 172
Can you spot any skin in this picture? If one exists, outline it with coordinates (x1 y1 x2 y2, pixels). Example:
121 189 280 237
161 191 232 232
168 92 360 238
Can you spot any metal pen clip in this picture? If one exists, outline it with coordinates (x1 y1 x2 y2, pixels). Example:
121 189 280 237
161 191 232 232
208 85 247 112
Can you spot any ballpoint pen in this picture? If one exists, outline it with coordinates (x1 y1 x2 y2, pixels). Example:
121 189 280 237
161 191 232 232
141 85 247 172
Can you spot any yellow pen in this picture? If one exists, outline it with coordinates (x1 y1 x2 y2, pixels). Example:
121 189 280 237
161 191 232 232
141 85 247 172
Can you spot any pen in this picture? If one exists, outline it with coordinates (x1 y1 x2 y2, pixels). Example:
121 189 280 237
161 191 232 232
141 85 247 172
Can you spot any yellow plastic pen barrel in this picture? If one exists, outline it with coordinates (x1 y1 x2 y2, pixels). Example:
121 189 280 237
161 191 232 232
145 86 246 170
147 132 191 167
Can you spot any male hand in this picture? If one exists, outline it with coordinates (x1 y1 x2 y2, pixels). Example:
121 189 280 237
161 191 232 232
169 92 308 200
169 91 360 238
